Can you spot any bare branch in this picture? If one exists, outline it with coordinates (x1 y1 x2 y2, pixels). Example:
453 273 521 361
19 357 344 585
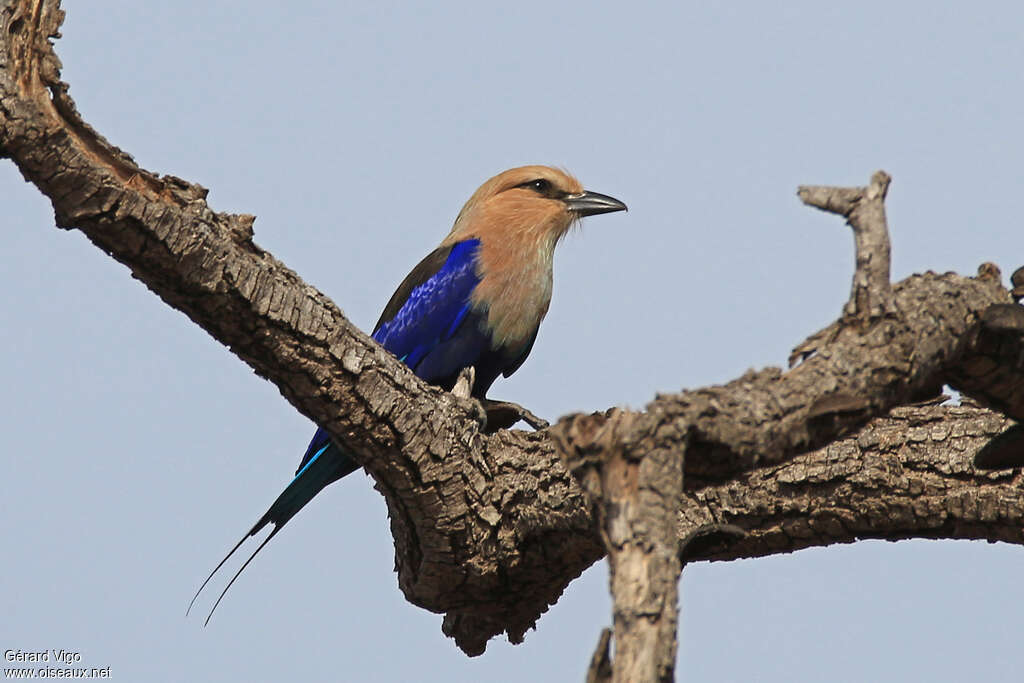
563 411 681 682
1011 266 1024 301
586 629 614 683
555 268 1009 489
947 292 1024 424
973 422 1024 469
4 1 1024 659
798 170 894 320
678 405 1023 563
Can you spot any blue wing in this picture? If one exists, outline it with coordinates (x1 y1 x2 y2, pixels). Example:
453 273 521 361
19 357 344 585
373 239 483 368
289 240 485 477
191 239 490 621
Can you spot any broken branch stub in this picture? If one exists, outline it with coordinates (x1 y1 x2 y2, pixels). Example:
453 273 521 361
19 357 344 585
798 170 895 321
560 411 682 683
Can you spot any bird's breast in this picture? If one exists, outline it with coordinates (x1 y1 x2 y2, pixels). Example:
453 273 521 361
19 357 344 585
470 240 555 350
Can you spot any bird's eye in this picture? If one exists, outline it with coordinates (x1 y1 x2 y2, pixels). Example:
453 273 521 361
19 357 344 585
523 178 551 194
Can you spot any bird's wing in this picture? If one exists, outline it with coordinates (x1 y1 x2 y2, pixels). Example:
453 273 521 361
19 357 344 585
372 238 482 370
372 242 463 335
189 240 492 623
289 239 483 477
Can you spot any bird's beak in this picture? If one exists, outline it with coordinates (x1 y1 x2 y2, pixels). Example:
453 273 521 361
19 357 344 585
564 191 628 217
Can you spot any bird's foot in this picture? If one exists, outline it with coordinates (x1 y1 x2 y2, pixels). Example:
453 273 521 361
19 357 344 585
449 368 548 432
480 399 550 433
452 366 476 399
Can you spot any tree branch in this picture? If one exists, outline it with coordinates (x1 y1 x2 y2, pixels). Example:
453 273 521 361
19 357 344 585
947 300 1024 427
798 170 895 320
3 1 1024 660
555 266 1011 488
564 411 681 682
678 404 1023 563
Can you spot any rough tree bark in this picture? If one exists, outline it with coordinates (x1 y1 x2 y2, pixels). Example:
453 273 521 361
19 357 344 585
3 2 1023 679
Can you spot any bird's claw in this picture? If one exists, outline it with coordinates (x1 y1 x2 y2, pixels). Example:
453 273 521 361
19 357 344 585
480 399 549 433
452 366 476 399
448 369 548 432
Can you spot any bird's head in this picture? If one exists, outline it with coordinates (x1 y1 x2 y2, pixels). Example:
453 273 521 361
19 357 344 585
447 165 627 247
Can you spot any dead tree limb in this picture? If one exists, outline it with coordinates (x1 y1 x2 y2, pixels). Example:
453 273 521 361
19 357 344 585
564 411 682 682
679 404 1023 563
3 1 1024 662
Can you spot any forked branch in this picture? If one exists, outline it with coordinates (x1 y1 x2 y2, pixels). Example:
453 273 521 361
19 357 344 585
3 1 1024 662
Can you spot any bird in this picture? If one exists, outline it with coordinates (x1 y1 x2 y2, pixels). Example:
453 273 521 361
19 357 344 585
188 165 627 623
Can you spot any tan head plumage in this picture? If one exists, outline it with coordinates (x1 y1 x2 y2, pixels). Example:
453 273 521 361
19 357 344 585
441 165 626 349
445 166 586 248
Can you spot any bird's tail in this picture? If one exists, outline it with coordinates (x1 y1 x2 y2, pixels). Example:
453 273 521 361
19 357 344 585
187 439 359 624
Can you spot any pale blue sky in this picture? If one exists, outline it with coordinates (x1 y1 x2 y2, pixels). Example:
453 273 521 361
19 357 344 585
3 2 1024 681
